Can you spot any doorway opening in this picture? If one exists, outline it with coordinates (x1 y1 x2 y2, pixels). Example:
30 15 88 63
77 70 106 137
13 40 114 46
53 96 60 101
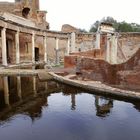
35 48 39 61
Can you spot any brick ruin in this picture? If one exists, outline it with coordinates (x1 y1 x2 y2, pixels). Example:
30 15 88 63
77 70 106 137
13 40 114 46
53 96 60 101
64 24 140 91
0 0 139 92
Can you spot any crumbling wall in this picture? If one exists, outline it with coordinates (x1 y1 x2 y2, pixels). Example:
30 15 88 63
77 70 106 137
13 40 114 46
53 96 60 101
0 2 14 14
65 48 140 91
76 49 140 90
61 24 79 33
117 33 140 63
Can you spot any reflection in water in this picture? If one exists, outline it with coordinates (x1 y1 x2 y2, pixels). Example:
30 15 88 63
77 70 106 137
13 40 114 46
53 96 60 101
95 96 113 117
71 94 76 110
3 76 10 106
0 77 140 140
17 76 22 100
33 76 37 97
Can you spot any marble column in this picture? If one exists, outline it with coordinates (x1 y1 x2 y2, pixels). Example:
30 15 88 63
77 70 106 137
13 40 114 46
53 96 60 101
71 32 76 52
3 77 9 106
66 37 70 55
15 30 20 64
32 32 35 63
43 35 47 63
106 34 111 62
1 27 7 66
111 35 118 64
55 38 60 65
96 32 100 49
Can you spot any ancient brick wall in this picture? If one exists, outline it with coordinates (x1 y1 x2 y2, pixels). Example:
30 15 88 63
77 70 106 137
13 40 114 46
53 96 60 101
65 48 140 91
64 55 77 68
0 2 15 14
117 33 140 63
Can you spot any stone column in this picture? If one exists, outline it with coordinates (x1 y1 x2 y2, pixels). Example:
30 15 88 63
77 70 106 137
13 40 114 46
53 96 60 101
111 34 118 64
1 27 7 66
96 32 100 49
43 34 47 63
17 76 22 100
71 32 76 52
66 37 70 55
3 77 9 106
32 32 35 63
15 30 20 64
55 38 60 65
106 34 111 63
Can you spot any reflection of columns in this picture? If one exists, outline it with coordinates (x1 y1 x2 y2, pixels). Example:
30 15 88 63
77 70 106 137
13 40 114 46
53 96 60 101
44 34 47 63
55 38 60 65
32 32 35 63
66 37 70 55
33 76 37 96
3 77 9 106
17 76 22 100
46 95 48 106
95 96 99 108
71 94 76 110
106 33 111 62
1 27 7 66
96 32 100 49
15 30 20 64
71 32 76 52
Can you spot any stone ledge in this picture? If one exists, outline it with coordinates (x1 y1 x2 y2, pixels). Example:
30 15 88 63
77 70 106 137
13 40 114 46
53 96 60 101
49 72 140 100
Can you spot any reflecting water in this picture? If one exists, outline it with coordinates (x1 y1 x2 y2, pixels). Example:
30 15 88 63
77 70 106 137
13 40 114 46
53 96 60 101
0 76 140 140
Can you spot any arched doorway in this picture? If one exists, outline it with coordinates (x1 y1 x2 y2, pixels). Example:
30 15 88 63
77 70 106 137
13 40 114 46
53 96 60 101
22 7 30 18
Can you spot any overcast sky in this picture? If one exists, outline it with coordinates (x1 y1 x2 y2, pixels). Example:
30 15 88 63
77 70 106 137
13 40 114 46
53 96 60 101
0 0 140 31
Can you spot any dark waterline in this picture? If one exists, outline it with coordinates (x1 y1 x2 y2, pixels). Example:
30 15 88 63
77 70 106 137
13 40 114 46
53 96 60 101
0 76 140 140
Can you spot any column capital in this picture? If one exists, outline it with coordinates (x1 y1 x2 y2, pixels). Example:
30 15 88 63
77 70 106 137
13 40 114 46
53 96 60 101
2 27 6 31
43 32 47 37
16 27 20 32
32 31 35 36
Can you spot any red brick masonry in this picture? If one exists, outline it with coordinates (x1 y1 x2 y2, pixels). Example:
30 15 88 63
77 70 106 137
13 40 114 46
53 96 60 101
64 49 140 91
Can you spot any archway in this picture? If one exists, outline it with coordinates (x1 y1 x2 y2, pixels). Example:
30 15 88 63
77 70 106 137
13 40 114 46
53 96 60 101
22 7 30 18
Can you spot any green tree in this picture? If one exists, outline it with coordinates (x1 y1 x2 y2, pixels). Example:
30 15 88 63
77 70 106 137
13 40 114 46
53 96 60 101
116 22 133 32
89 17 140 32
89 20 100 32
